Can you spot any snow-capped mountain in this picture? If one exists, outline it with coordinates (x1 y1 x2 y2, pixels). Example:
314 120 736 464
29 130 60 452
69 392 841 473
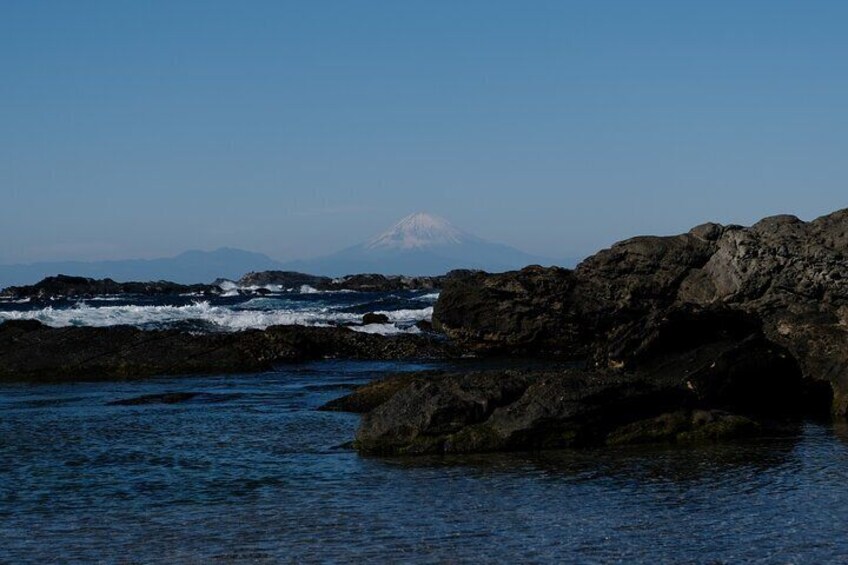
366 213 467 250
283 212 555 276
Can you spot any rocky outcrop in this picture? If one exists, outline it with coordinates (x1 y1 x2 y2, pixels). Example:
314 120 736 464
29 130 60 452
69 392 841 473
0 320 455 382
235 271 332 289
318 372 438 413
433 209 848 417
238 270 479 292
1 270 478 299
339 306 823 454
0 274 214 300
362 313 390 325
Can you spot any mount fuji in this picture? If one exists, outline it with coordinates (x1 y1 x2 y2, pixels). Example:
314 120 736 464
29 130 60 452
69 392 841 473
283 213 554 276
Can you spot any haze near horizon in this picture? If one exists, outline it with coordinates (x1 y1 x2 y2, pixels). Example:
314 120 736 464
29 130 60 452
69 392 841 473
2 1 847 265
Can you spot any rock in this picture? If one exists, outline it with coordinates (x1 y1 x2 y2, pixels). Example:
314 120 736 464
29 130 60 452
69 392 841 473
0 320 456 383
605 410 762 446
108 392 243 405
108 392 200 405
432 208 848 417
237 271 331 289
362 313 390 325
318 372 437 413
351 308 816 455
432 266 579 356
0 274 213 300
415 320 434 332
1 270 458 299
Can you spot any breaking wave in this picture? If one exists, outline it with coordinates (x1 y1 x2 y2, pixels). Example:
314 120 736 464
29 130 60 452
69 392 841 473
0 301 433 334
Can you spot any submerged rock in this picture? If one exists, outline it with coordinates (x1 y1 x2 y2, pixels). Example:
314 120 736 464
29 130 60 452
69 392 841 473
108 392 201 406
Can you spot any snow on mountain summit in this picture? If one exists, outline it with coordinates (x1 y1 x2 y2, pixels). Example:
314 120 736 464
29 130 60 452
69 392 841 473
282 212 558 276
366 213 468 250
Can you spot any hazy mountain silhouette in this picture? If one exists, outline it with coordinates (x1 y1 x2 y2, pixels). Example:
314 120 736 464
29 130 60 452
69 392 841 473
283 213 558 276
0 248 284 288
0 214 569 288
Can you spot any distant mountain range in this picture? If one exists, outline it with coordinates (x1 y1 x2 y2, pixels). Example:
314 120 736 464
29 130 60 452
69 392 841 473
285 213 556 276
0 213 570 288
0 248 283 289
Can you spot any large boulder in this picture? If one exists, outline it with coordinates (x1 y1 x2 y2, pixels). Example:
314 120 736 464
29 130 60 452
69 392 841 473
348 310 818 455
432 208 848 417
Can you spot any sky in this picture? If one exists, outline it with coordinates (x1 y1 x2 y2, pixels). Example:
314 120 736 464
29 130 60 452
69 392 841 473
1 0 847 264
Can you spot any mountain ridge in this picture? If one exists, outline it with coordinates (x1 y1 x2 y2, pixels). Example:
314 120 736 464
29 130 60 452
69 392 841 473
0 213 571 287
282 212 557 276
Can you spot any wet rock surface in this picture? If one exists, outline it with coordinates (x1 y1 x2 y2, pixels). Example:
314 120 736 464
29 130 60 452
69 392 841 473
0 320 455 382
346 320 814 455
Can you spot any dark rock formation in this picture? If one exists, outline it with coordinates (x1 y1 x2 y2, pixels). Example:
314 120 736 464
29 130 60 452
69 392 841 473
319 372 439 413
2 269 478 299
236 271 332 289
362 313 390 325
433 209 848 417
108 392 243 405
238 269 478 292
0 274 213 300
349 319 814 455
0 320 455 382
108 392 200 405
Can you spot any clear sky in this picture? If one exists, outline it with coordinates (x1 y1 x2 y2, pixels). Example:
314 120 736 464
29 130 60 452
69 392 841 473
2 0 846 264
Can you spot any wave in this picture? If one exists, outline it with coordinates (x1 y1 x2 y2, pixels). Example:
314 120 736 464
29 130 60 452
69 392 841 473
0 301 432 334
372 307 433 323
350 323 422 335
0 297 32 304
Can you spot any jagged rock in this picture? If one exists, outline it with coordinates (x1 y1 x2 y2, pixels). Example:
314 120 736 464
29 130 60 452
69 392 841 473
236 271 332 288
350 320 813 455
0 274 213 300
318 372 436 413
432 208 848 417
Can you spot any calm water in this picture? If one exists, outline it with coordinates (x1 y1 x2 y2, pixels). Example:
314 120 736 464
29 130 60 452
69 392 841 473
3 361 848 563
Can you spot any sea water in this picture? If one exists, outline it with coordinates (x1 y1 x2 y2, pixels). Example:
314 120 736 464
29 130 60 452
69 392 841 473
2 290 848 562
2 361 848 562
0 287 438 334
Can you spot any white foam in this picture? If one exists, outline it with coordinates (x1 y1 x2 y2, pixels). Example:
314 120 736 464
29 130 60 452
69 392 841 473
0 294 435 335
351 323 422 335
372 307 433 323
415 292 440 302
217 280 238 291
0 302 364 332
0 297 31 304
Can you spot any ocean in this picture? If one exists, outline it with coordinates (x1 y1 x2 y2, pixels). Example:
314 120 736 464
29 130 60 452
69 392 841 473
2 289 848 562
0 285 438 334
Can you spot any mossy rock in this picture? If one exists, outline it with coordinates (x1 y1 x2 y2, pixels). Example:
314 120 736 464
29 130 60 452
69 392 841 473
606 410 760 446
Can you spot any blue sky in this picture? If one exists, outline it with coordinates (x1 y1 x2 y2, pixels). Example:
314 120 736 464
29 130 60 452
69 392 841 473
1 0 846 263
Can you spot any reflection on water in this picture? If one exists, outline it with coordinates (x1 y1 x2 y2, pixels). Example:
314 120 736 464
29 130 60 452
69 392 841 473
2 361 848 562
